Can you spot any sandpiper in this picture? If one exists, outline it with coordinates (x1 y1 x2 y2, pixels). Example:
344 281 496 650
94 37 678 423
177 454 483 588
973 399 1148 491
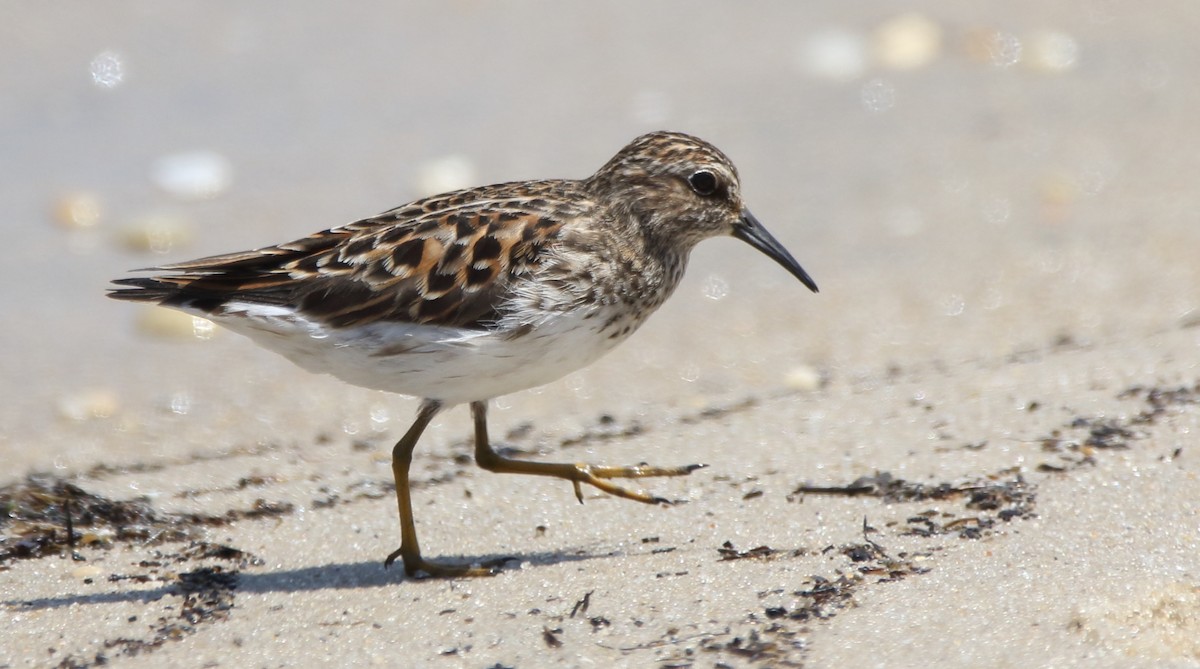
109 131 818 577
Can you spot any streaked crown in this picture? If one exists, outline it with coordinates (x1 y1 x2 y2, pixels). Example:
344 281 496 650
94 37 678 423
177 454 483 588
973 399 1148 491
586 131 746 248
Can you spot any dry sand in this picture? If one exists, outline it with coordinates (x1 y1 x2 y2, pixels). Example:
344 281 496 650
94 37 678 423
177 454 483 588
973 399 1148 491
3 3 1199 668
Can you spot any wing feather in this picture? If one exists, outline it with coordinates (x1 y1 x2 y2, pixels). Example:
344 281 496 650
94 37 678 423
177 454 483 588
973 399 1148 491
108 181 587 330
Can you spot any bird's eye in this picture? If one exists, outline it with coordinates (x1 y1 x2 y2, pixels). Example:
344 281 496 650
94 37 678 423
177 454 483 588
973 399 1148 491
687 170 719 196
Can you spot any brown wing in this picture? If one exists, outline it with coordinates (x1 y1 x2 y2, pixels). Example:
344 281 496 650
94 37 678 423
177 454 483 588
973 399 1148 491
108 180 586 330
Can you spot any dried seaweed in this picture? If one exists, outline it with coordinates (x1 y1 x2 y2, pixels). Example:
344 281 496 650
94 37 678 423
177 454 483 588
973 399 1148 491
0 474 292 565
790 471 1036 540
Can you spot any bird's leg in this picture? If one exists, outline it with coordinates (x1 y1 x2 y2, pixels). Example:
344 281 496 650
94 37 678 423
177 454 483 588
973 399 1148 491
384 399 501 577
471 400 705 504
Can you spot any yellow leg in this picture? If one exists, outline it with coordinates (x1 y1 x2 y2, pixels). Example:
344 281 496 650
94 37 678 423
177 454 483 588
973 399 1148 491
384 400 505 578
470 401 705 504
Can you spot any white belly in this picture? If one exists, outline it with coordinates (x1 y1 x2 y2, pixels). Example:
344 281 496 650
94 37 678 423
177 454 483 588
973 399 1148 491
196 301 638 405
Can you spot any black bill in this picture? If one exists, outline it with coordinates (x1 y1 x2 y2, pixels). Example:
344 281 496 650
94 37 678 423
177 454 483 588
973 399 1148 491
732 209 818 293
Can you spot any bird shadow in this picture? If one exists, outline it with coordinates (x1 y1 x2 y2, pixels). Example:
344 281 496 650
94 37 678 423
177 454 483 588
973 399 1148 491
4 546 624 612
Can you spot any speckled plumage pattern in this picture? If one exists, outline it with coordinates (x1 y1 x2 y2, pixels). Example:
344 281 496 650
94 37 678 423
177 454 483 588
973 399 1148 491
109 131 818 578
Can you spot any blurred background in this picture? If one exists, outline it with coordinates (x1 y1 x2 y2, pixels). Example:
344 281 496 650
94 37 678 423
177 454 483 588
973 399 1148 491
3 2 1199 479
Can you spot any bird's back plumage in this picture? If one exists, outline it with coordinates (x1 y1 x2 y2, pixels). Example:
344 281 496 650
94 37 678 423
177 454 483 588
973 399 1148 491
109 179 595 332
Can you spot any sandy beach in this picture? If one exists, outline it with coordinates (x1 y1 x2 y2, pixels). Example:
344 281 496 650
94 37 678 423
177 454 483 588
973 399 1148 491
3 3 1199 667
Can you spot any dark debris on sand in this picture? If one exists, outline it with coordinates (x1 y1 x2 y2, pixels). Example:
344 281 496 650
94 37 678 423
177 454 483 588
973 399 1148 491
0 475 266 668
1 474 290 565
790 469 1037 540
1038 381 1199 469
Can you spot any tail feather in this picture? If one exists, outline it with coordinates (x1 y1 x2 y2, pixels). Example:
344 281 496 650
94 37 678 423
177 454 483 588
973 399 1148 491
107 277 179 303
107 272 297 312
108 232 347 312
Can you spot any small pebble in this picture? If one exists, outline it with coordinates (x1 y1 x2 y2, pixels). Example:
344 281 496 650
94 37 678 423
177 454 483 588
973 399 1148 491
873 13 942 71
58 389 120 422
964 28 1022 67
118 213 193 254
136 308 216 340
54 192 103 229
785 365 823 392
150 150 232 200
71 565 104 580
1039 172 1081 208
796 28 868 82
1024 30 1080 73
78 531 110 546
415 155 476 197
